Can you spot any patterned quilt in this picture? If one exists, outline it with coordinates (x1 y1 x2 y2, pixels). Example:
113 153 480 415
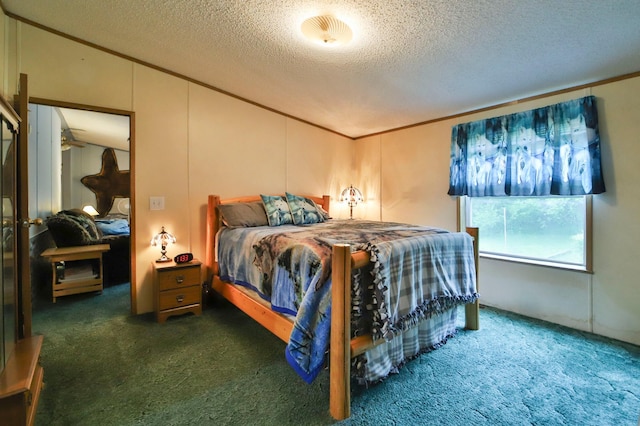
217 219 478 383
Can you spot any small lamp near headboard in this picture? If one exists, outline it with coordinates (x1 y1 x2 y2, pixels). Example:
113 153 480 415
340 185 364 219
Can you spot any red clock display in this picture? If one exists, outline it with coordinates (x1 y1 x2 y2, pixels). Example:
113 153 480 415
174 253 193 264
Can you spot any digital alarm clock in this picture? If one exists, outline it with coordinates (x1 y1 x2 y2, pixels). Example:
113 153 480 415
174 252 193 264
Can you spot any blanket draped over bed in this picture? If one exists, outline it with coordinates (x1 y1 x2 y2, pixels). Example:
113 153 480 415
217 220 478 383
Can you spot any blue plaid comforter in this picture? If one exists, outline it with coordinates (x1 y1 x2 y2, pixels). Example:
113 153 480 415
217 220 478 383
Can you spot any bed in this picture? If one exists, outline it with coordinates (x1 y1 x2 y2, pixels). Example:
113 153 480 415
204 193 479 420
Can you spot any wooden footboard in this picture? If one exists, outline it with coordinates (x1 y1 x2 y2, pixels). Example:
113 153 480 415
204 194 479 420
328 228 479 420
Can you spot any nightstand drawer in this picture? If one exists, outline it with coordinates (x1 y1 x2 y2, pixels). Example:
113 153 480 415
157 265 200 291
158 285 201 310
153 259 202 323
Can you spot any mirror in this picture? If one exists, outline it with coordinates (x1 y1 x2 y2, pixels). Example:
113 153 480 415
29 103 132 304
0 113 17 370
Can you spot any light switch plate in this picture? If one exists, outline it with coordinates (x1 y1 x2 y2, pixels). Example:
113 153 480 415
150 196 165 210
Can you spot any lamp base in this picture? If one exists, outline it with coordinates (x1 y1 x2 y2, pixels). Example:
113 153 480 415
155 255 172 263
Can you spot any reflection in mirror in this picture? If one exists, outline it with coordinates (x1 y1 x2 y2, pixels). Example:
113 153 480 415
1 115 17 369
29 104 132 305
57 107 130 219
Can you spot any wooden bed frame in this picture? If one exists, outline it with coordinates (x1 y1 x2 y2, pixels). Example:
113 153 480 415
204 194 479 420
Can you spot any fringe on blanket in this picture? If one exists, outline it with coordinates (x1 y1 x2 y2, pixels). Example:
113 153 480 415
361 241 480 342
352 328 459 386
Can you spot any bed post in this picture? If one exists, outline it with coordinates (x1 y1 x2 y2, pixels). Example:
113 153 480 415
205 195 221 280
322 195 330 213
465 227 480 330
330 244 351 420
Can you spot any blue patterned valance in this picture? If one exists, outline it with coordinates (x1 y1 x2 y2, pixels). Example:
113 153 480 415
448 96 605 196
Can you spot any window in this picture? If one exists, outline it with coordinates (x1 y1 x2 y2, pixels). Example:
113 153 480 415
465 195 591 271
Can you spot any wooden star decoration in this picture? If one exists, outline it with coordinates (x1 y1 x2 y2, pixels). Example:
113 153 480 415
81 148 130 217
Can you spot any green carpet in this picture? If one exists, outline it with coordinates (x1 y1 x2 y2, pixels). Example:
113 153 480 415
32 284 640 425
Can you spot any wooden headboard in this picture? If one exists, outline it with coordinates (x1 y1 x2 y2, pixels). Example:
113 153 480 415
204 194 330 279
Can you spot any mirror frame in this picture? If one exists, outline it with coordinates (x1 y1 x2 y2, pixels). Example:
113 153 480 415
28 97 136 314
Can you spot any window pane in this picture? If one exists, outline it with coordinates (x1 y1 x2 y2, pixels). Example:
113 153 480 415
467 196 586 266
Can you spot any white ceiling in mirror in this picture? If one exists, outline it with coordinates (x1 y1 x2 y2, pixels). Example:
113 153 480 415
57 107 130 152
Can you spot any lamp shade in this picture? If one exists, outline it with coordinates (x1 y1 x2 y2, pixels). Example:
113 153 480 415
150 226 176 262
82 205 99 216
340 185 363 219
301 15 353 45
340 185 364 206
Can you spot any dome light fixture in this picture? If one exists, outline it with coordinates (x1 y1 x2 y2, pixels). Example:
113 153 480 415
301 15 352 46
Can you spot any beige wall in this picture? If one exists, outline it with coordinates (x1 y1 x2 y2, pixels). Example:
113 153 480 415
19 24 134 109
4 16 639 346
357 85 640 346
353 134 381 221
8 21 352 314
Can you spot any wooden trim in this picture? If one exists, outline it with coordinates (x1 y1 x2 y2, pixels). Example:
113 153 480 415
355 70 640 139
465 227 480 331
9 8 640 142
585 195 593 273
5 12 352 140
41 243 110 258
129 111 137 314
27 97 134 117
6 10 640 140
17 73 31 339
210 194 329 207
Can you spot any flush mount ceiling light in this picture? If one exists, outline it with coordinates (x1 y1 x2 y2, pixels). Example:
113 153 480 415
301 15 352 46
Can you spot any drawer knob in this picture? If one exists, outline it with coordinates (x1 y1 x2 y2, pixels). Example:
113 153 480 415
175 275 185 284
176 295 184 303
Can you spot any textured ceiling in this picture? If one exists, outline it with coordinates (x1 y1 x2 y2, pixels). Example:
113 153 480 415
5 0 640 138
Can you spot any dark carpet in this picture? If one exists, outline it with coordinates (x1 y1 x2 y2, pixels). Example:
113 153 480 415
32 284 640 425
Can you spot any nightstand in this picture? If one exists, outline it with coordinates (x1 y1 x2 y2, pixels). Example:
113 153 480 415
41 244 110 303
153 260 202 323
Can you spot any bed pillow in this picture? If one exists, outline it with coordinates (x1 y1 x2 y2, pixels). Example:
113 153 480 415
260 194 293 226
316 204 331 220
218 202 269 228
60 209 101 239
45 213 98 247
285 192 325 225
